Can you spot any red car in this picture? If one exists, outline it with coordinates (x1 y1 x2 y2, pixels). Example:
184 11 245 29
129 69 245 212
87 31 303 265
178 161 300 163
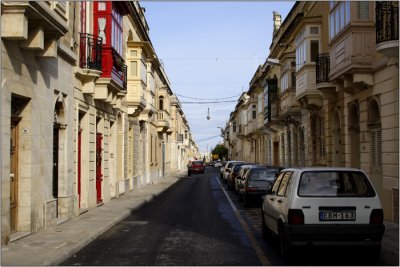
190 160 205 174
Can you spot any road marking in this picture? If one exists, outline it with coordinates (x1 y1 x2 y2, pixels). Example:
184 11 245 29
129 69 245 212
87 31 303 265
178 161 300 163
215 177 271 266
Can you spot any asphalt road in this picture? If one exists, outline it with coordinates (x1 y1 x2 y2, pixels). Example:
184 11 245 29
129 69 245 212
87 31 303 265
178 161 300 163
60 167 263 266
60 167 388 266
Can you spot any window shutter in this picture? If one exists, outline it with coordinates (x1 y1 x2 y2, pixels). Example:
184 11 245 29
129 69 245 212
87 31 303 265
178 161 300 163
371 129 382 171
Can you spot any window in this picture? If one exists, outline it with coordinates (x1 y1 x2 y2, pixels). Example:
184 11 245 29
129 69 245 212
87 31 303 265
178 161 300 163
111 3 123 56
258 94 263 113
232 122 237 133
159 96 164 110
358 2 369 19
252 104 257 119
310 40 319 62
271 172 285 194
277 172 292 196
281 73 289 92
329 1 351 40
298 171 376 197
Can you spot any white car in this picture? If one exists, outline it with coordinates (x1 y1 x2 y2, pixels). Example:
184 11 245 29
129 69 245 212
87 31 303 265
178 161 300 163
261 167 385 260
221 160 243 183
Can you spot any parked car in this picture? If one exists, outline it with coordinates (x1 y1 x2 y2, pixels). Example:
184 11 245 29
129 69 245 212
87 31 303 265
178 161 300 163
222 160 244 183
214 160 223 168
219 161 227 179
238 165 281 207
226 162 246 190
190 160 205 174
261 167 385 259
234 164 255 193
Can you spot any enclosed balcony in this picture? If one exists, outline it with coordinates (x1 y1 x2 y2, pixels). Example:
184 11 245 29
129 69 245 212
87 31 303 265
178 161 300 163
316 53 336 101
156 110 170 133
376 1 399 58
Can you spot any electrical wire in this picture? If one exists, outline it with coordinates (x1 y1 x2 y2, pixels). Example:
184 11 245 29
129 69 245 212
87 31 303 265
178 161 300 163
175 93 240 101
196 134 222 142
180 100 237 104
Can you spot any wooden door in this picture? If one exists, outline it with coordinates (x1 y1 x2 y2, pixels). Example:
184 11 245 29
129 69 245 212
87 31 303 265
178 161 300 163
10 119 20 232
96 133 103 204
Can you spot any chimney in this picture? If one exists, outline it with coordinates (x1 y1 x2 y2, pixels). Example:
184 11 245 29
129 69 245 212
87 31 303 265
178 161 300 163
273 11 281 36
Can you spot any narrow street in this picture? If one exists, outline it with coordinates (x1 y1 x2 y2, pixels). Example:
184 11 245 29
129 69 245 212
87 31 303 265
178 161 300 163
60 166 392 266
61 167 262 266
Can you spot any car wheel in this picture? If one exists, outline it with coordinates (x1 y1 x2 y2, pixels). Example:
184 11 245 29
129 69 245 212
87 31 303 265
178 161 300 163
278 225 292 258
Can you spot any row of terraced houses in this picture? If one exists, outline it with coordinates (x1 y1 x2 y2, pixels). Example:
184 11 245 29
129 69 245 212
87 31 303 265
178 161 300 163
1 1 200 245
222 1 399 223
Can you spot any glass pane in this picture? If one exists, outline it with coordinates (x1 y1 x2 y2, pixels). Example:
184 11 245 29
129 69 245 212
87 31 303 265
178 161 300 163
358 2 369 19
310 40 319 62
130 50 138 57
130 61 138 76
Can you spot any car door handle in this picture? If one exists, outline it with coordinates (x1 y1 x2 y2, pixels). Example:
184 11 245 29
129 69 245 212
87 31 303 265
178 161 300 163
277 199 282 203
269 197 275 201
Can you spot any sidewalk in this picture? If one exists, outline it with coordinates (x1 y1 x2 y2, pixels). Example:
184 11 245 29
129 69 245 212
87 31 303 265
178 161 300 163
1 170 398 266
1 171 187 266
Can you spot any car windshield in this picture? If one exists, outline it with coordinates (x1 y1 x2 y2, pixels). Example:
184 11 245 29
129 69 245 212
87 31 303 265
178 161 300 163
248 169 278 181
298 171 376 197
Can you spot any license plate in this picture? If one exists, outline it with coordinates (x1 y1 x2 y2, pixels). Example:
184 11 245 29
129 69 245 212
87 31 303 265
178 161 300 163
319 210 356 221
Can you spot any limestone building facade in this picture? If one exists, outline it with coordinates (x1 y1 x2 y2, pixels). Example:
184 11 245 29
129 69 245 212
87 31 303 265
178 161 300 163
225 1 398 222
1 1 198 246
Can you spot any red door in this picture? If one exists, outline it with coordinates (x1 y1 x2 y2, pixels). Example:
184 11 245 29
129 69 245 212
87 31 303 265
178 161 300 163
96 133 103 204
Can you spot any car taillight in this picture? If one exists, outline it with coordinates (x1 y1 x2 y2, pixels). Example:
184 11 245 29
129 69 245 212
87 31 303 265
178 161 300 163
288 209 304 225
245 186 259 192
370 209 384 224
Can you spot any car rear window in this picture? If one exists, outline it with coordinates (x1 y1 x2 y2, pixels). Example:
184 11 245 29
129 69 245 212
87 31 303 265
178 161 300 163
298 171 376 197
248 169 279 181
192 161 203 165
233 164 244 172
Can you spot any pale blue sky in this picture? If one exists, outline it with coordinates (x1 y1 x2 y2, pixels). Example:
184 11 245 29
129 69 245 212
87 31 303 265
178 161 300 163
140 1 295 153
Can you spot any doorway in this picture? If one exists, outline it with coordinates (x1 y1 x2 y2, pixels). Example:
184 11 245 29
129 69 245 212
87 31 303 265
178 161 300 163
273 141 279 166
10 118 20 232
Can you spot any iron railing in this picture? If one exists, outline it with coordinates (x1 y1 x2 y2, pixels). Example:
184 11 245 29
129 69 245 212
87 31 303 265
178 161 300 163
316 53 330 84
376 1 399 44
79 33 102 71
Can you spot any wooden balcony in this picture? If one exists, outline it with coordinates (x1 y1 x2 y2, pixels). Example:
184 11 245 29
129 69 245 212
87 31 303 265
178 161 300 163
156 110 170 133
295 65 322 109
329 19 376 93
280 88 300 118
376 1 399 58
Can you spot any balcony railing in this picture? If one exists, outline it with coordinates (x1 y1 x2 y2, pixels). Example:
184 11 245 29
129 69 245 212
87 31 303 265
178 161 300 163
79 33 102 71
316 53 330 84
376 1 399 44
